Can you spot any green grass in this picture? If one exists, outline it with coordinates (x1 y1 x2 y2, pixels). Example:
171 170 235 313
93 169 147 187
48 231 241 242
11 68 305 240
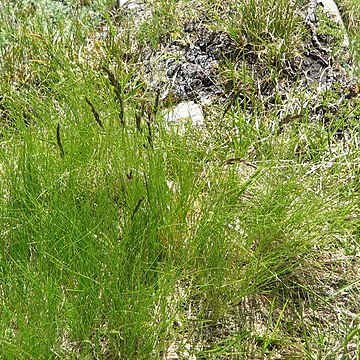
0 0 359 358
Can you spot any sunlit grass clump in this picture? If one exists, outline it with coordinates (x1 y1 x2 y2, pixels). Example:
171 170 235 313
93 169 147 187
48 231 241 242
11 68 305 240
0 0 359 358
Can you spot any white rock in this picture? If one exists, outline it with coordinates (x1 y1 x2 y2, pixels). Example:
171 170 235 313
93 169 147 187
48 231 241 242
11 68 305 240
117 0 143 10
317 0 349 47
117 0 130 5
318 0 343 24
163 101 204 129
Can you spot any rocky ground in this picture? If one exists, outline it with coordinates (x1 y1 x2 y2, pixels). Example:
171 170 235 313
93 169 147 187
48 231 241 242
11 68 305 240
105 0 359 135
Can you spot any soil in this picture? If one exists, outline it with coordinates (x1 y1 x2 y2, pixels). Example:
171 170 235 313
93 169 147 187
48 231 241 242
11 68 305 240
156 22 237 102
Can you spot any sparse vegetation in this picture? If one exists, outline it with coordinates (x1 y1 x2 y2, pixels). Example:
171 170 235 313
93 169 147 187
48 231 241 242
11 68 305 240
0 0 359 358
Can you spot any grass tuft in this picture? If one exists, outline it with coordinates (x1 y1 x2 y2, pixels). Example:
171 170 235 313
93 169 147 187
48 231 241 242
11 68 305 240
0 0 359 358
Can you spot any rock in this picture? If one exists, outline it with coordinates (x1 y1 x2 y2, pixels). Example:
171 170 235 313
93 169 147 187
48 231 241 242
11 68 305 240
319 0 350 47
163 101 204 131
117 0 145 11
318 0 346 25
310 0 350 47
117 0 130 6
